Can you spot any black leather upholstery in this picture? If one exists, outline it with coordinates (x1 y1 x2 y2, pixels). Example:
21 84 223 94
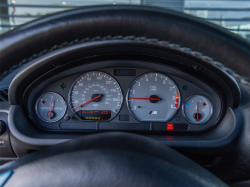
0 132 228 187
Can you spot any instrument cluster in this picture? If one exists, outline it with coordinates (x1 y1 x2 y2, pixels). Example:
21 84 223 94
27 65 223 133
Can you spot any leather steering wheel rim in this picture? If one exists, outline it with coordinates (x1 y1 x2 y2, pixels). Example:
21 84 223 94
0 5 250 91
0 132 228 187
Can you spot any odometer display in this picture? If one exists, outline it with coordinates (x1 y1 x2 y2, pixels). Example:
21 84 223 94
127 72 180 122
81 110 111 120
69 71 123 121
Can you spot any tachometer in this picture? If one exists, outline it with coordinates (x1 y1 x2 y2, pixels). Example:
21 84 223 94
127 72 180 122
69 71 123 121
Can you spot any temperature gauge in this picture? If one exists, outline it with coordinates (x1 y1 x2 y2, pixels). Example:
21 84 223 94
182 95 213 124
35 92 67 123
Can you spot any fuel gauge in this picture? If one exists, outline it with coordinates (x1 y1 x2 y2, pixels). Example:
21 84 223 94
182 95 213 124
35 92 67 123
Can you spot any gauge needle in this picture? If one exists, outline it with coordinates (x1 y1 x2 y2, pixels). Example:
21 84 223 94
74 94 102 110
49 100 53 119
197 102 199 121
130 98 161 100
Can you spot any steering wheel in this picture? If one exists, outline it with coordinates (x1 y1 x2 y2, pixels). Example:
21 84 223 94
1 5 250 186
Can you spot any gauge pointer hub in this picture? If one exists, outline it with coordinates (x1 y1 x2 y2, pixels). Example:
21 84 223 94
130 95 161 103
92 94 102 102
150 95 160 103
74 94 102 110
47 111 55 119
193 113 201 121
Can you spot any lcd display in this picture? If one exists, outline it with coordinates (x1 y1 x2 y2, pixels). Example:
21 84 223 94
81 110 111 120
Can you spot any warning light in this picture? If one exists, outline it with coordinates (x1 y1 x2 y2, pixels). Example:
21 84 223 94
176 98 179 102
61 83 67 89
183 85 188 91
203 103 207 106
167 123 174 131
174 104 178 108
42 100 45 104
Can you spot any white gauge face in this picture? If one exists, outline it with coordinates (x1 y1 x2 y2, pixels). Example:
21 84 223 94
127 72 181 122
182 95 213 124
69 71 123 121
35 92 67 123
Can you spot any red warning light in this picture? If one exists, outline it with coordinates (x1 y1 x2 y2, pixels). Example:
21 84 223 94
174 104 178 108
167 123 174 131
42 100 45 104
176 98 179 102
203 103 207 106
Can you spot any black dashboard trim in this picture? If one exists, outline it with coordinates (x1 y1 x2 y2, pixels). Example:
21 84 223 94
8 105 237 155
8 40 240 107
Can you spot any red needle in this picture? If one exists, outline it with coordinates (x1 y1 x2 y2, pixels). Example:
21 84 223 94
197 102 199 121
49 100 53 119
74 95 102 110
130 98 161 100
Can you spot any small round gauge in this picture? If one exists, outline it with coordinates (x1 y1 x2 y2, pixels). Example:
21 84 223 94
35 92 67 123
69 71 123 121
127 72 181 122
182 95 213 124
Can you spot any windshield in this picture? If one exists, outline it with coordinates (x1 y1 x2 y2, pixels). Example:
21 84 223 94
0 0 249 41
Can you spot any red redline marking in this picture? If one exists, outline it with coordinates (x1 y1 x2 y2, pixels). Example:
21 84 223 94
130 98 161 100
74 95 102 110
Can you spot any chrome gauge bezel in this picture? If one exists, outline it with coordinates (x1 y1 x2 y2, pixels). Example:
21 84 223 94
182 95 213 125
35 92 67 123
126 72 181 122
68 71 123 122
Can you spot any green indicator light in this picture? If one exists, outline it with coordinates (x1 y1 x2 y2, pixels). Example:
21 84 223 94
183 85 188 91
61 83 67 89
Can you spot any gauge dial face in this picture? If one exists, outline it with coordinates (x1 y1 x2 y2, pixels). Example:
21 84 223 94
127 72 181 122
35 92 66 123
182 95 213 124
69 71 123 121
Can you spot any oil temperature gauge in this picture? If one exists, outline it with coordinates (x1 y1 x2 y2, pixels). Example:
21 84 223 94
182 95 213 124
35 92 67 123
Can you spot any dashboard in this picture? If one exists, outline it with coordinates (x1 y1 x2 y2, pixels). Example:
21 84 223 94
26 61 224 134
2 5 250 184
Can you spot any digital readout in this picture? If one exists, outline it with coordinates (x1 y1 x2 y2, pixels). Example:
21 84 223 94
81 110 111 120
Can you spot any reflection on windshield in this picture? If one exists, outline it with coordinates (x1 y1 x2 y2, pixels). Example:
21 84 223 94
0 0 249 40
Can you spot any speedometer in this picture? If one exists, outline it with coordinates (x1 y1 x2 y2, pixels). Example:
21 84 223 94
127 72 180 122
69 71 123 121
